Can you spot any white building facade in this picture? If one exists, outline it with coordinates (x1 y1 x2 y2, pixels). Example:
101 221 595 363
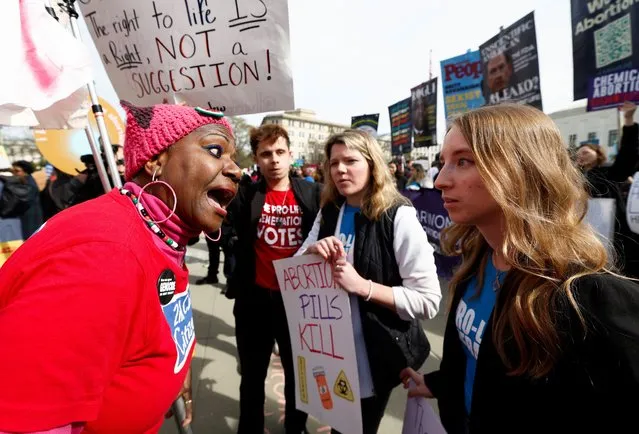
261 109 440 165
261 109 349 163
549 104 622 162
376 133 393 161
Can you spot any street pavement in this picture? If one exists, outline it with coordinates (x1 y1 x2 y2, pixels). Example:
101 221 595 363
160 238 449 434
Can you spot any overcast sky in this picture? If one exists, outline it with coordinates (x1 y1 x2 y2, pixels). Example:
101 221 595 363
79 0 581 143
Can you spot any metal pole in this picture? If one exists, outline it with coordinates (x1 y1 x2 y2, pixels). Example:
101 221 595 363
60 0 122 188
84 127 112 192
44 0 112 191
171 398 194 434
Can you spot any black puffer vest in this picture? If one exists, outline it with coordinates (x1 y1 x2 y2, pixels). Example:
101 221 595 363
318 202 431 393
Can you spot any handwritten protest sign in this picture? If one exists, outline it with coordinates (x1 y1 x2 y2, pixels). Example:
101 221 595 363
79 0 294 116
274 254 362 434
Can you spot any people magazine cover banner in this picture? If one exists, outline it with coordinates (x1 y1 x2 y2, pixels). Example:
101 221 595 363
440 50 485 124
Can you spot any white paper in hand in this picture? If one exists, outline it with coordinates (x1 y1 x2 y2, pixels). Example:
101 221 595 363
627 172 639 235
402 381 446 434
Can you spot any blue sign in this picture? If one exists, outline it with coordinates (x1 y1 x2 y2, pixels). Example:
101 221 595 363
440 51 485 123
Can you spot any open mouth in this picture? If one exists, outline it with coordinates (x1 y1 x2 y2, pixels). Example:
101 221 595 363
207 188 236 216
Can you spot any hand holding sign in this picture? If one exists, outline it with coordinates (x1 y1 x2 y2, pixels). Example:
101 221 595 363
304 236 346 262
400 368 434 399
401 373 446 434
333 257 368 298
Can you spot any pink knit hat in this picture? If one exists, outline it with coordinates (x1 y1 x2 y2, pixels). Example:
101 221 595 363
121 101 234 181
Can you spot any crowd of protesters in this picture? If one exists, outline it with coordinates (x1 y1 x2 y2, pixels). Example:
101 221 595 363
0 101 638 434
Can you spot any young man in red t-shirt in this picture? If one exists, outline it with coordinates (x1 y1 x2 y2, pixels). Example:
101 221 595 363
228 125 322 433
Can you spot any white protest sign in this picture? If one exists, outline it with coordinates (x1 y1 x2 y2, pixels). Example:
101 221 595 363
79 0 294 116
627 172 639 235
402 391 446 434
585 198 616 253
274 254 362 434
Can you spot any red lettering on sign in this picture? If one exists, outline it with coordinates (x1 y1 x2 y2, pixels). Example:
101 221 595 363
444 60 482 82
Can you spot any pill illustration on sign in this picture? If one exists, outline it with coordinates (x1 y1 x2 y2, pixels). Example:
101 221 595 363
313 367 333 410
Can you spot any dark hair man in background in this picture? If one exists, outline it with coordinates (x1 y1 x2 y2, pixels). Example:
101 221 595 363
228 124 322 434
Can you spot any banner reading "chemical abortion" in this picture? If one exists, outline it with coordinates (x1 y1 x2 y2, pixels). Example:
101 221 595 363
588 68 639 110
571 0 639 101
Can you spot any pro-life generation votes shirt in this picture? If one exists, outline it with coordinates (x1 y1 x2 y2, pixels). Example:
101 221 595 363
254 189 304 290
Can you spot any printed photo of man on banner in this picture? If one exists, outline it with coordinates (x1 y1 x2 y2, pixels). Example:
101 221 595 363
479 11 543 110
440 50 485 124
571 0 639 102
411 78 438 148
351 114 380 137
388 98 412 156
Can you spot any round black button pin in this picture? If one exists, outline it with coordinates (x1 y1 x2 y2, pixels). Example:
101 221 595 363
157 269 177 305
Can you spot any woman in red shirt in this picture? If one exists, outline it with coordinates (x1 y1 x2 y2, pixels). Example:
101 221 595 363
0 102 241 433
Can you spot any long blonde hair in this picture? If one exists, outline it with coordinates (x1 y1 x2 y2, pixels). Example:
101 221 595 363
442 104 609 378
322 130 410 220
408 163 426 185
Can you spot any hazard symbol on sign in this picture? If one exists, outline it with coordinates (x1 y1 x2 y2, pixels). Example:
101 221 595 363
333 369 354 402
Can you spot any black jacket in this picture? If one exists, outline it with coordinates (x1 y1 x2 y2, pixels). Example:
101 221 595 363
227 177 322 296
318 202 430 394
586 123 639 277
425 273 639 434
585 123 638 195
607 123 639 183
395 174 408 191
